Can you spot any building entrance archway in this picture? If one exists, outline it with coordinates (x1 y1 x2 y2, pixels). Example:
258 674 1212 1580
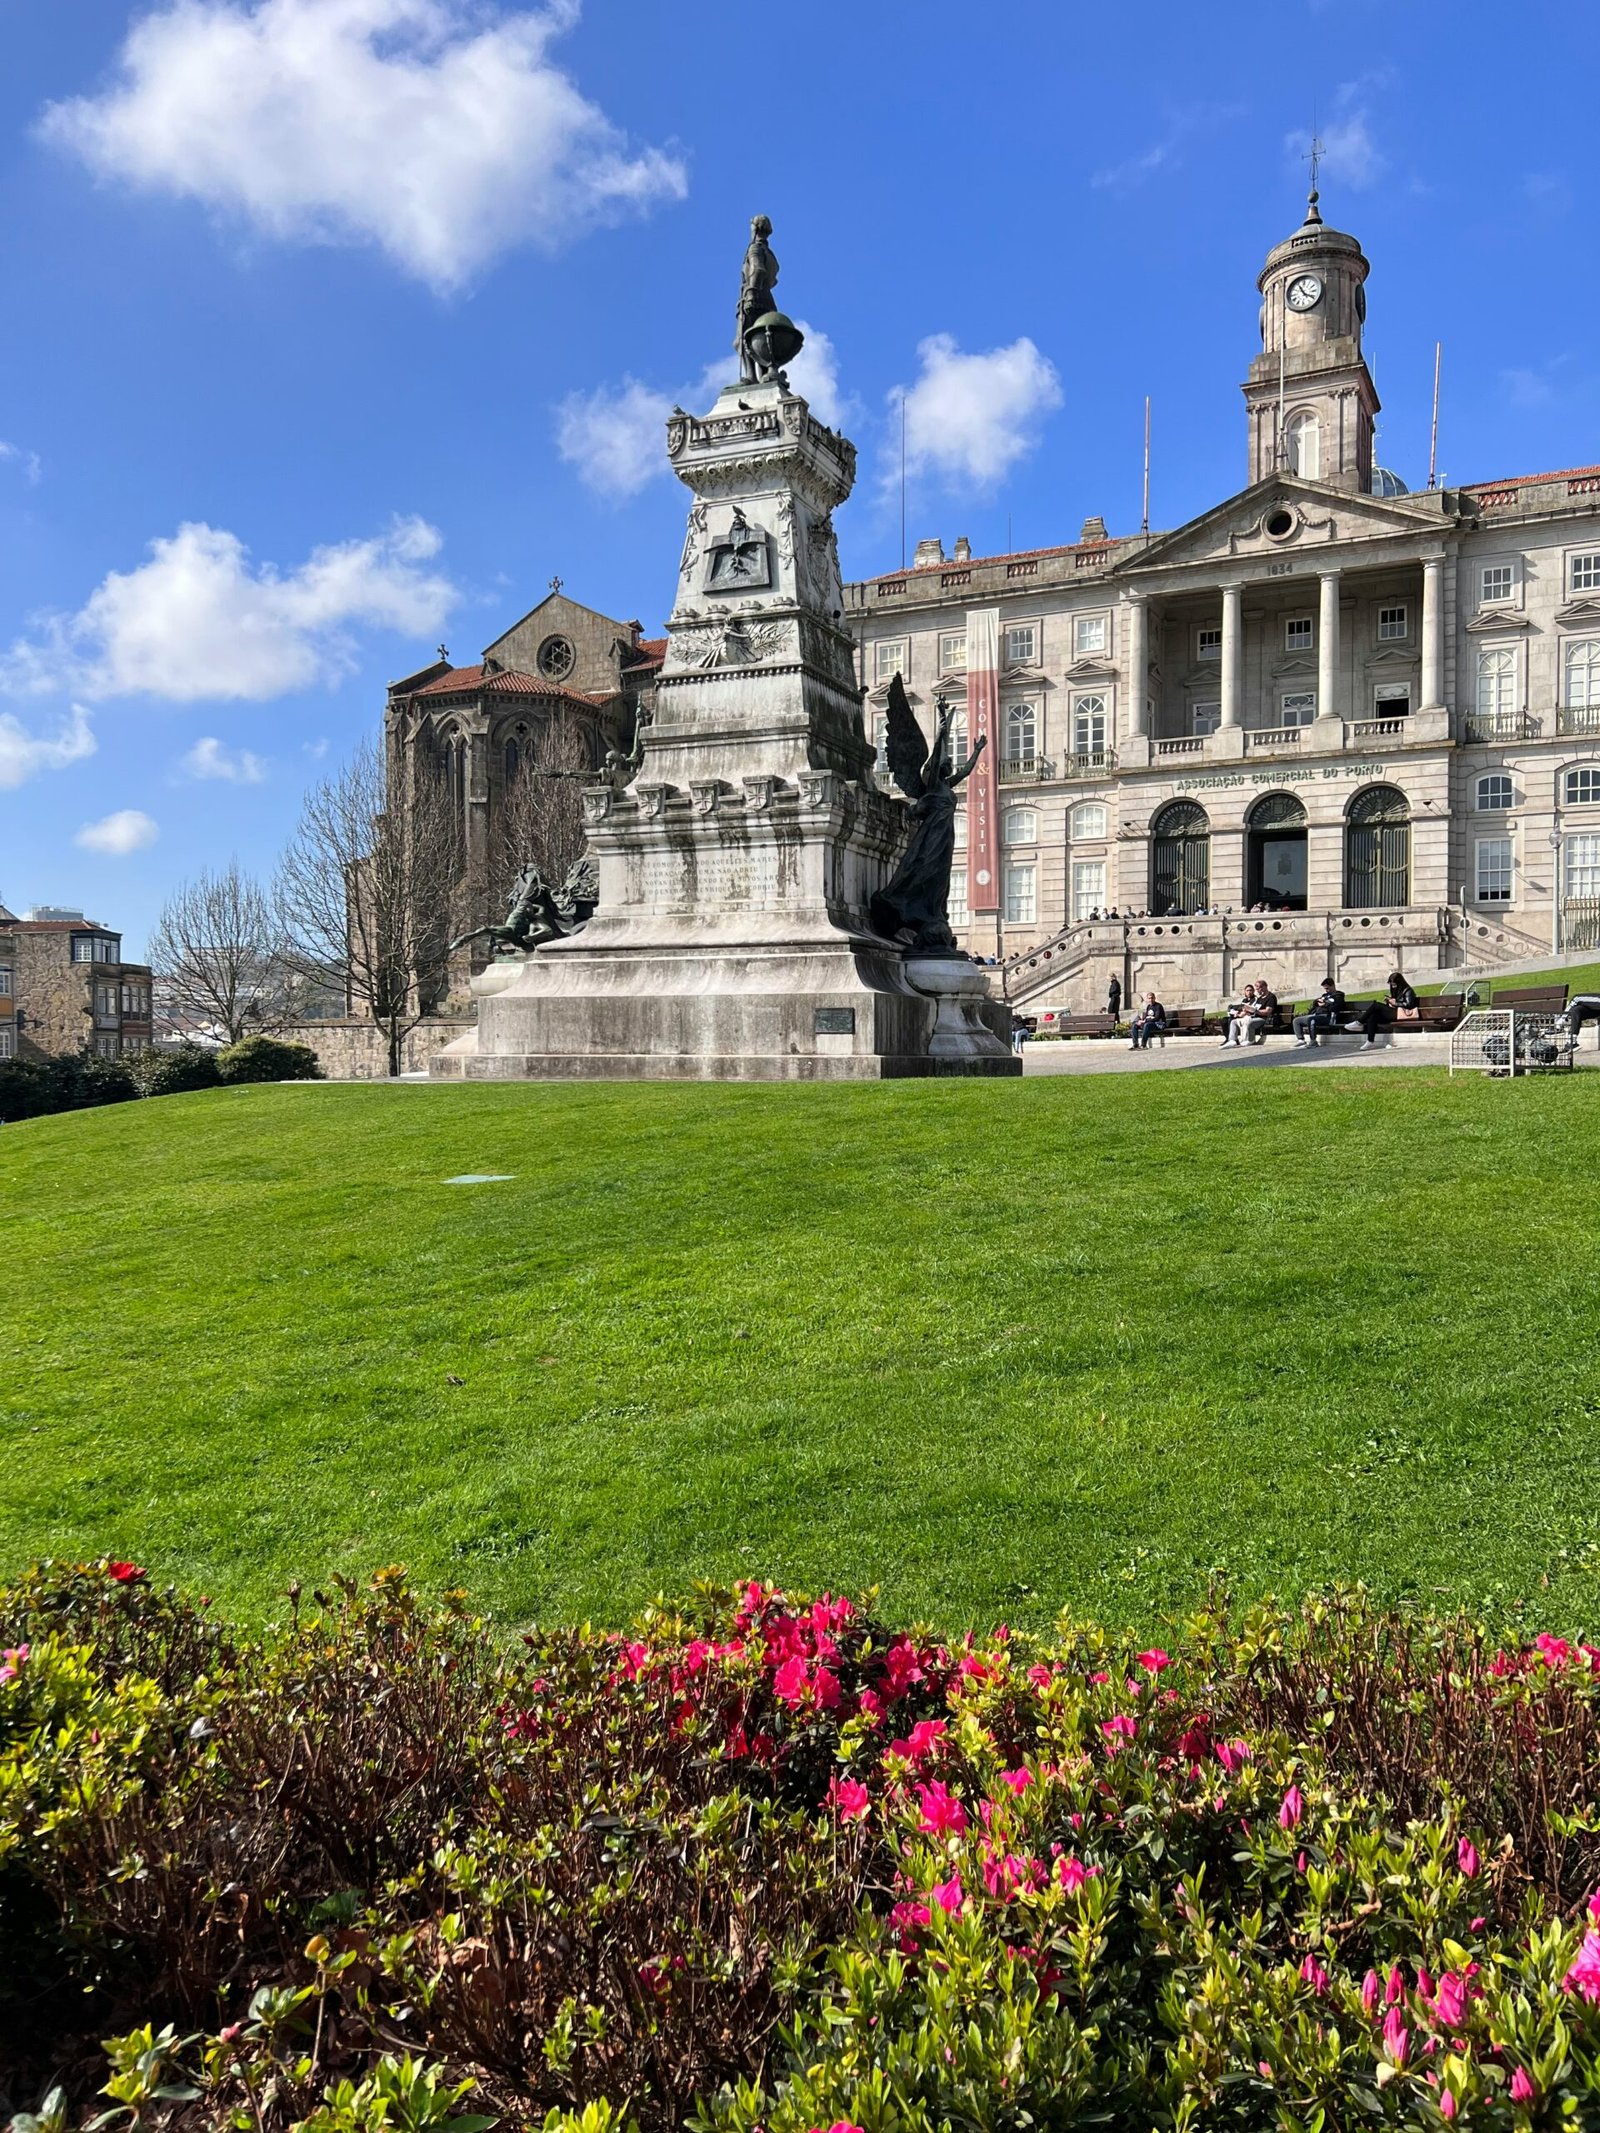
1345 785 1411 908
1246 791 1308 910
1150 800 1210 914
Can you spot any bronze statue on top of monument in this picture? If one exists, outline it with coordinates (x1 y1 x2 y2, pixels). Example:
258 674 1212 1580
735 213 805 383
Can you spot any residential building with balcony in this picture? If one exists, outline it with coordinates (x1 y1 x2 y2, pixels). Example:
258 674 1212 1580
843 186 1600 1014
0 906 17 1062
11 908 154 1061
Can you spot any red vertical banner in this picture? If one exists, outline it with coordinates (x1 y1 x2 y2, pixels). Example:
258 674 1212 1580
966 606 1000 913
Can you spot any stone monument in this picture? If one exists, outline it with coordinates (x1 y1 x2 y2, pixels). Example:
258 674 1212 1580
432 221 1017 1082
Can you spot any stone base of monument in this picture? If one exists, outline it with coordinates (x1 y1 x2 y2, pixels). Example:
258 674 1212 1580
431 932 1020 1082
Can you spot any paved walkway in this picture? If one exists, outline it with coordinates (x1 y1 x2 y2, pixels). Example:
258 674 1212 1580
1020 1033 1447 1076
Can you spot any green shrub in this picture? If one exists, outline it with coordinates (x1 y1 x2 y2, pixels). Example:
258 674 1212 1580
7 1567 1600 2129
216 1034 323 1084
0 1052 137 1123
130 1041 222 1097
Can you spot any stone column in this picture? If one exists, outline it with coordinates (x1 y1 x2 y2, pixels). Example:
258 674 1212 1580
1422 556 1444 710
1123 594 1148 738
1318 569 1341 724
1220 582 1243 728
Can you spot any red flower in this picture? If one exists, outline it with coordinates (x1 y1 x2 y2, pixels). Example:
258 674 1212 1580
107 1561 146 1583
917 1780 968 1836
832 1777 871 1821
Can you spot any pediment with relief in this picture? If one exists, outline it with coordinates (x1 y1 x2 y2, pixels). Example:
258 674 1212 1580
1555 599 1600 628
1120 475 1450 577
1464 607 1532 635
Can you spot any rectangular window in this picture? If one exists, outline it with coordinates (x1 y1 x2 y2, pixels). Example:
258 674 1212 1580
937 630 966 673
1074 613 1108 657
1285 616 1313 651
1003 861 1037 924
1072 860 1106 922
1377 604 1408 641
948 867 968 929
72 937 95 962
1481 563 1515 605
92 1032 120 1059
0 964 11 995
1475 836 1514 903
1280 690 1317 727
1571 554 1600 594
1191 700 1221 735
1196 626 1222 661
0 1024 13 1060
874 639 907 684
1475 773 1514 811
1004 622 1039 665
1374 683 1411 718
1568 834 1600 900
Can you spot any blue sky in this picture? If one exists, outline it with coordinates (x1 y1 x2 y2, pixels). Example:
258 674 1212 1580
2 0 1596 954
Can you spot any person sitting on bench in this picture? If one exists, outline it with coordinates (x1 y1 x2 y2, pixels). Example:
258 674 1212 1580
1129 993 1167 1049
1353 971 1421 1048
1293 979 1346 1047
1243 984 1278 1045
1220 983 1258 1046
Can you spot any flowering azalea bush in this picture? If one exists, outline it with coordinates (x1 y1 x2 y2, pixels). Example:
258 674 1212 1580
6 1567 1600 2129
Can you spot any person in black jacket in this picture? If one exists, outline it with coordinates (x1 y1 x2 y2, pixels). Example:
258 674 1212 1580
1356 970 1420 1047
1292 979 1346 1047
1107 974 1123 1020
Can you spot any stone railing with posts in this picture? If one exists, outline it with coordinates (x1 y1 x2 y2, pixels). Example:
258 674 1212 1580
998 754 1054 783
1558 705 1600 738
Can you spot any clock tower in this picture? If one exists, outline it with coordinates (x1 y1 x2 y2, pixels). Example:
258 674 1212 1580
1243 185 1378 494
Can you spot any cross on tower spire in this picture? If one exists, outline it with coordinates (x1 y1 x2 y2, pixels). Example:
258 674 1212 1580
1302 128 1324 222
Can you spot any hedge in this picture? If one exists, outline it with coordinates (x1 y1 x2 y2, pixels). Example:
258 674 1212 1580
0 1035 321 1123
5 1564 1600 2129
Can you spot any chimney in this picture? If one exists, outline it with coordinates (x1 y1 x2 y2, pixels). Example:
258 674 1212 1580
1079 514 1108 544
912 536 945 568
952 536 972 562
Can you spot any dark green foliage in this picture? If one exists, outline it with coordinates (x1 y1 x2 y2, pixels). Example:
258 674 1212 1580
0 1051 136 1123
129 1042 223 1097
216 1034 323 1084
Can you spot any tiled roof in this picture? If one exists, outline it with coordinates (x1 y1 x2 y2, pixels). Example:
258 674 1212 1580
872 537 1123 584
406 664 610 707
1462 464 1600 496
622 636 667 672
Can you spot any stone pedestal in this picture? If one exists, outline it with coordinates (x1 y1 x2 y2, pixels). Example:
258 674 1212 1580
434 370 1017 1082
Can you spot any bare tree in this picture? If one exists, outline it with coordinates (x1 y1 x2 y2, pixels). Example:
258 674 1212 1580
494 715 594 907
147 860 282 1043
275 733 457 1077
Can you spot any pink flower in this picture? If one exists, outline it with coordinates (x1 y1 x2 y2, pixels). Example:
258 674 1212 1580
1386 1965 1405 2005
1416 1963 1434 2000
1216 1739 1253 1775
931 1872 964 1913
825 2123 865 2133
887 1717 946 1767
1433 1972 1467 2029
812 1665 843 1710
1279 1784 1305 1830
1535 1632 1575 1667
1361 1969 1381 2013
1299 1954 1329 1994
1440 2089 1457 2121
1457 1837 1480 1880
1296 1851 1308 1875
772 1655 810 1706
1565 1928 1600 2002
889 1899 931 1948
1100 1714 1136 1750
917 1781 968 1836
1257 2061 1273 2082
1470 1917 1486 1932
1383 2008 1410 2067
833 1777 871 1822
1510 2067 1535 2104
1027 1663 1053 1691
620 1640 651 1680
1136 1648 1170 1674
998 1767 1032 1795
0 1645 28 1687
1056 1854 1094 1892
1588 1887 1600 1925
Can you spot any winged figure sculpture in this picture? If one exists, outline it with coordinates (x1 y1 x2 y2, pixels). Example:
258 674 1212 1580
868 675 987 954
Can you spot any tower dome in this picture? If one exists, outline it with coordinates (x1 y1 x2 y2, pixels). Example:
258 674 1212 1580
1369 465 1409 498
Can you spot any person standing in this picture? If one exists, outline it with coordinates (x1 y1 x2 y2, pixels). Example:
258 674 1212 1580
1107 974 1123 1021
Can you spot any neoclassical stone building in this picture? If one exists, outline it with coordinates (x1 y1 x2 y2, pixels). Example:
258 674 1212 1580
844 188 1600 1013
384 585 662 962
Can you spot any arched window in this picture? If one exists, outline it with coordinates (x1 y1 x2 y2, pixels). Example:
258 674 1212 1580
1002 807 1039 846
1071 801 1108 839
1477 648 1516 721
1246 792 1308 910
1565 767 1600 806
1247 791 1308 832
1565 640 1600 710
1150 800 1210 914
1072 693 1108 755
1345 785 1411 908
1004 701 1037 763
1286 411 1321 479
1475 773 1513 811
503 725 526 783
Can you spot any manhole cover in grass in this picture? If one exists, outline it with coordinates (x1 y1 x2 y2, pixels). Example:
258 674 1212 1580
443 1174 516 1185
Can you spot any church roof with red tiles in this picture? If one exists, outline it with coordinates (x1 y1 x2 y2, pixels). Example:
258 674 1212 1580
404 664 610 707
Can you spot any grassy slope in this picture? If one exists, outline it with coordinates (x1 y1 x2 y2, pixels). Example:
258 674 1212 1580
5 1072 1599 1633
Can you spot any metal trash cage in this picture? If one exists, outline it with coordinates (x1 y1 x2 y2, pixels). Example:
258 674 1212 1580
1449 1008 1573 1077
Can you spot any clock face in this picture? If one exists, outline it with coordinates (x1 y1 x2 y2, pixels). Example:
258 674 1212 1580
1286 273 1324 313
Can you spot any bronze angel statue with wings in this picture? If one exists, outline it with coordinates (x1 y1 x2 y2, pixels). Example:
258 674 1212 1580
868 675 987 953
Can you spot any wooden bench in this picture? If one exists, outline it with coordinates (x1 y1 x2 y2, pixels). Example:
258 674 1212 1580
1492 985 1569 1011
1051 1012 1118 1039
1298 994 1465 1042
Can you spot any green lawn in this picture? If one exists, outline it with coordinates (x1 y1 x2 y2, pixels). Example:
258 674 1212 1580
5 1070 1600 1633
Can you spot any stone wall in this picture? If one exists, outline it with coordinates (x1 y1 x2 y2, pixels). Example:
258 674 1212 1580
284 1016 473 1079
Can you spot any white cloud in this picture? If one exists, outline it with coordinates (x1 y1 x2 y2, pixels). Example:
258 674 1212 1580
1092 101 1245 194
0 704 96 790
39 0 687 292
556 323 846 500
0 440 42 485
1287 79 1389 195
182 734 268 782
76 808 159 856
9 515 457 701
890 334 1062 491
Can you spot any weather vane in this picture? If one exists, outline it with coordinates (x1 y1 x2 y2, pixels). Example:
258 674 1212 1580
1303 126 1324 198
